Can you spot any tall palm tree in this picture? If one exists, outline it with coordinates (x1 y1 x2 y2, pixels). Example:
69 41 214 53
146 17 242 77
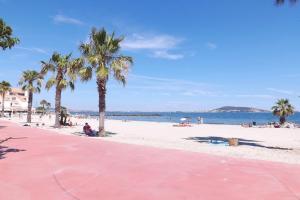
41 52 84 128
0 81 11 117
19 70 43 123
271 99 294 124
79 27 133 136
0 18 19 50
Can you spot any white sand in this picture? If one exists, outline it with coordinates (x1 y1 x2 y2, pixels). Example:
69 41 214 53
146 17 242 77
5 113 300 164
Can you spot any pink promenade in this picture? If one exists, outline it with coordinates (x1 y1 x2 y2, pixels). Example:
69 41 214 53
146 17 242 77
0 120 300 200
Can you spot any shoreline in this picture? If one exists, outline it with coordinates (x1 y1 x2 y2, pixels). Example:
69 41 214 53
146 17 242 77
2 114 300 164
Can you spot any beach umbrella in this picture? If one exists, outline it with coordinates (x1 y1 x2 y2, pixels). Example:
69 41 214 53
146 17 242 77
180 118 187 121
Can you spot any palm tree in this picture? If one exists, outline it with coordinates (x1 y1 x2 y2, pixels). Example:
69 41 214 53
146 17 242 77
40 99 49 115
40 99 47 111
271 99 294 124
18 70 43 123
79 27 133 136
0 18 19 50
0 81 11 117
276 0 297 4
41 52 84 128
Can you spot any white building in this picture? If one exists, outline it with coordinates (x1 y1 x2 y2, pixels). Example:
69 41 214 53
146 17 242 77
0 88 28 112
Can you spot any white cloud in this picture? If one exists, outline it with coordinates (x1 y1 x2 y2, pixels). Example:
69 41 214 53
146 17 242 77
122 34 182 50
182 89 213 96
152 50 184 60
266 88 294 95
121 33 185 60
126 74 217 97
130 74 209 87
206 42 217 50
53 14 84 25
16 47 48 54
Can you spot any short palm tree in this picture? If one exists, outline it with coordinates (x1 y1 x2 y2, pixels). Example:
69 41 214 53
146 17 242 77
40 99 51 115
41 52 84 127
19 70 43 123
79 27 133 136
40 99 47 111
271 99 294 124
0 81 11 117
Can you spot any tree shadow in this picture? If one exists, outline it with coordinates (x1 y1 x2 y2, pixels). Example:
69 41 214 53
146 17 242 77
105 131 117 137
0 137 27 160
184 136 293 151
0 126 7 129
70 131 117 137
0 137 28 144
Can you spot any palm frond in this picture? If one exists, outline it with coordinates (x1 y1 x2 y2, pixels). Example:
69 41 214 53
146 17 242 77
79 67 93 82
41 61 55 75
69 81 75 91
58 79 68 90
45 77 56 90
18 70 43 93
96 65 109 80
276 0 297 4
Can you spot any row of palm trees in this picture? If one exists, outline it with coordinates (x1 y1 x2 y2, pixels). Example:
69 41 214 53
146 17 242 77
0 27 133 136
1 73 296 127
0 9 297 133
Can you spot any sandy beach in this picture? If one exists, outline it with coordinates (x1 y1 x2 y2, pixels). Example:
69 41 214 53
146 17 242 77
4 114 300 164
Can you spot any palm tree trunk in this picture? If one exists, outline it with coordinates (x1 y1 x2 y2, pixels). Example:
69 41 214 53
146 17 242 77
27 91 33 123
54 88 61 128
280 116 286 125
1 94 4 117
42 104 45 116
97 78 106 137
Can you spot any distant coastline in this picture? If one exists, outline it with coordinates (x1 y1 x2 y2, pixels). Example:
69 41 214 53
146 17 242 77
69 110 300 125
70 106 271 115
208 106 270 113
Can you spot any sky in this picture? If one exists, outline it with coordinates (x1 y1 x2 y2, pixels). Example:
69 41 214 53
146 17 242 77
0 0 300 111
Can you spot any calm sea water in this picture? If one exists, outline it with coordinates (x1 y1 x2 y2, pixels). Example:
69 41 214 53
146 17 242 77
71 111 300 125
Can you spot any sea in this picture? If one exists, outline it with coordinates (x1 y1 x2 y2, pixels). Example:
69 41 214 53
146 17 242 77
70 111 300 125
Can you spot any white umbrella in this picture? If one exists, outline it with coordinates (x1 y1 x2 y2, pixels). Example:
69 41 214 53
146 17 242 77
180 118 187 122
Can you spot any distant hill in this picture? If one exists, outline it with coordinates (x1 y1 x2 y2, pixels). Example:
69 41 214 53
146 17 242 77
209 106 269 113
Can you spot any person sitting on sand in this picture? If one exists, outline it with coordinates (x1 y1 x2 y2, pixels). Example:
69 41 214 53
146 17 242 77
67 119 73 126
83 123 94 136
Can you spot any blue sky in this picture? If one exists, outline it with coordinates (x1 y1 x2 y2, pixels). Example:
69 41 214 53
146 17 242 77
1 0 300 111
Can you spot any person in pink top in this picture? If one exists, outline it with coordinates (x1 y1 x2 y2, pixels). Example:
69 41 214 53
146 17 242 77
83 123 94 136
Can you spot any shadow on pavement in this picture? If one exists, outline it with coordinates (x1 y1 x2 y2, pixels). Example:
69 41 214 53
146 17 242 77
0 137 27 159
184 136 293 150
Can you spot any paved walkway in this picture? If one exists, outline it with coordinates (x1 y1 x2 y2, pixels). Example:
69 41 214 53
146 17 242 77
1 120 300 200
